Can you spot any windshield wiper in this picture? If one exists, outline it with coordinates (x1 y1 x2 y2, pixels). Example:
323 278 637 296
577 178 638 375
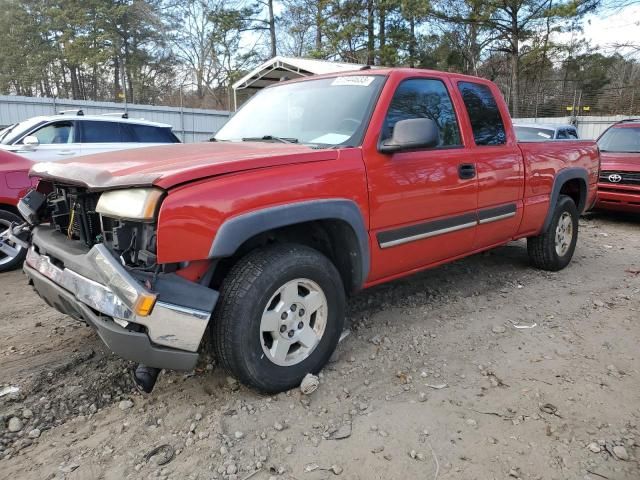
242 135 299 144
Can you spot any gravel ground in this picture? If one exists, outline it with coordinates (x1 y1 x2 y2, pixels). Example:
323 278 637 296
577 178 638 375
0 211 638 480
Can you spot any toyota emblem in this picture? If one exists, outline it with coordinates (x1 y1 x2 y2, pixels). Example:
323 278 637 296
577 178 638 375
608 174 622 183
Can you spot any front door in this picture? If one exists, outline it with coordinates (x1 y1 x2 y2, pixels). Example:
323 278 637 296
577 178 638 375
13 120 81 162
365 75 478 282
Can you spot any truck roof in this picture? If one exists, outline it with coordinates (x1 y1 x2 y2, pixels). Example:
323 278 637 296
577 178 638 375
271 67 498 89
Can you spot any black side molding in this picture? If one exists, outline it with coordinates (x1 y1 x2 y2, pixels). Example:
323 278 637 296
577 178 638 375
478 203 517 224
377 202 518 248
377 212 477 248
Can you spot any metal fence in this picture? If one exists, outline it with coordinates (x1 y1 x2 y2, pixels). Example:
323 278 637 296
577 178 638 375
515 83 640 120
0 95 230 143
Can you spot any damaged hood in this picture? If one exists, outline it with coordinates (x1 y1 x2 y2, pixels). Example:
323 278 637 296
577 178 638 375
30 142 339 190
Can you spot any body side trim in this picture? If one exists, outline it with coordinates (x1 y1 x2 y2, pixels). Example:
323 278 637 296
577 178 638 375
377 202 518 249
478 203 517 224
377 212 477 248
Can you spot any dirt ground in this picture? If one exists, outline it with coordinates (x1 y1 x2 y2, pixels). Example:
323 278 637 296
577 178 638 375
0 211 638 480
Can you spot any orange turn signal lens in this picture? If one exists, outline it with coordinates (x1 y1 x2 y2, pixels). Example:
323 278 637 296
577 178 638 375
134 294 157 317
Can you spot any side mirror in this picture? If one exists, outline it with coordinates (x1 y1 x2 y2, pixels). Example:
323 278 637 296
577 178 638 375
379 118 440 154
22 135 40 149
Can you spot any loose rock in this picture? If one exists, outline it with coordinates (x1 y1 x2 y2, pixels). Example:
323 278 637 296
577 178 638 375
587 442 601 453
7 417 23 432
118 400 134 410
613 445 629 461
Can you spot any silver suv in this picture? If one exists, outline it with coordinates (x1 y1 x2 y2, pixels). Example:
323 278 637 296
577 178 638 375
0 110 180 162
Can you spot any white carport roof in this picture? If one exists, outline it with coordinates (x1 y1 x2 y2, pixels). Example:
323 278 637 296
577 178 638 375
231 56 365 109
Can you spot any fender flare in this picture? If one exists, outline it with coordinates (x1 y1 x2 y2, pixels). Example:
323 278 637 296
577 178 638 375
542 167 589 232
208 199 370 288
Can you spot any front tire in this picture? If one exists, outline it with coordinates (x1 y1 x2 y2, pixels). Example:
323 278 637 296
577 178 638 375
0 210 27 273
527 195 579 271
212 243 345 393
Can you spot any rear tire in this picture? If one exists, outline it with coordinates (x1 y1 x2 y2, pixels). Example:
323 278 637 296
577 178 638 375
212 243 345 393
0 210 27 273
527 195 579 271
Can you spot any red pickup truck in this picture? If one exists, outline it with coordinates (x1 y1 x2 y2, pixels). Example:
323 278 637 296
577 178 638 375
18 68 599 393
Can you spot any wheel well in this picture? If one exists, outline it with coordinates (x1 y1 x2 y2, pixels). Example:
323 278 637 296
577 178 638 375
210 220 363 295
559 178 586 213
0 204 20 217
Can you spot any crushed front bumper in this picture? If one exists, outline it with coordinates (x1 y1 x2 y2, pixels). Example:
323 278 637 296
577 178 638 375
24 227 218 370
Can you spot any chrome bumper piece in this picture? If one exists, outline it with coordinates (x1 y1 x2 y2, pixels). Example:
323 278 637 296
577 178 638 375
25 247 210 352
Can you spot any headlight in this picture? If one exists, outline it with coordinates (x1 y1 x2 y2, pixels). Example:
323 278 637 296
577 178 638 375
96 188 163 221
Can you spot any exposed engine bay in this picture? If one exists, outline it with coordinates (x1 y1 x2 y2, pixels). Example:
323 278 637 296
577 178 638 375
29 182 158 270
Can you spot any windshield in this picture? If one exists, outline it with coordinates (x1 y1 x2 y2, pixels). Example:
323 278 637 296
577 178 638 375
215 75 386 147
514 126 556 141
598 126 640 153
0 118 46 145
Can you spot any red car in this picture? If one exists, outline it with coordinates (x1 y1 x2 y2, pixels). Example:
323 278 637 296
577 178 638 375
20 68 599 393
0 150 33 271
595 119 640 213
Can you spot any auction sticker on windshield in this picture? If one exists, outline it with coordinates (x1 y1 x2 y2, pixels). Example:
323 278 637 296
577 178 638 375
331 76 375 87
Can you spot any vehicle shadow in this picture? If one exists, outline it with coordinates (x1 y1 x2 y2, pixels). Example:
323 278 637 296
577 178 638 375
347 241 531 322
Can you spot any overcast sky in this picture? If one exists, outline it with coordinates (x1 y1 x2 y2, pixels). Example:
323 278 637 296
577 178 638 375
561 4 640 57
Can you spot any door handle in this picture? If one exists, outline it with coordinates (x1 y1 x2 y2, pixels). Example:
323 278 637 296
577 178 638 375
458 163 476 180
56 150 76 156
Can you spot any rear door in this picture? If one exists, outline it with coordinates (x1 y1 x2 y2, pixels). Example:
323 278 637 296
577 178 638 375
455 80 524 250
78 120 136 156
365 73 478 281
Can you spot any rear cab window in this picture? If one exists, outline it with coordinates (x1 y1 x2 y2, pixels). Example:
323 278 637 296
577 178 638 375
457 81 507 146
382 78 462 148
130 124 180 143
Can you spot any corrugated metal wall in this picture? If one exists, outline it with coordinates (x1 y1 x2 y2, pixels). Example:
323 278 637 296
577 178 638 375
513 115 631 140
0 95 230 143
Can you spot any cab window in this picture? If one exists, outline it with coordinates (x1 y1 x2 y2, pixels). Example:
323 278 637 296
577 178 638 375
457 82 506 146
381 78 462 148
22 121 74 144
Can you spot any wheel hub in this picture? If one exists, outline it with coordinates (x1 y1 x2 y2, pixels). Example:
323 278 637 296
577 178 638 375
260 278 328 367
0 219 23 266
554 212 573 257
